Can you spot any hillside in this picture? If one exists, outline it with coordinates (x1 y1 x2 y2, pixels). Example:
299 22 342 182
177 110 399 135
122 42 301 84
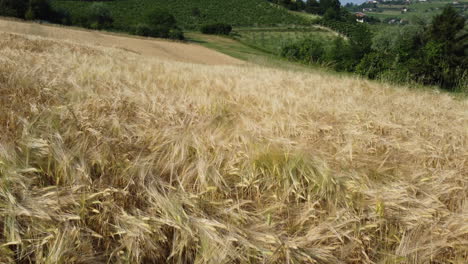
0 18 243 65
357 0 468 21
1 31 467 263
51 0 308 30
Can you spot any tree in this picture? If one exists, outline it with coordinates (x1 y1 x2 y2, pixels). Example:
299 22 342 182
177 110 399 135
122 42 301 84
87 3 113 29
145 9 177 29
191 7 201 17
428 5 465 43
25 0 52 20
319 0 341 15
324 7 340 20
133 9 184 40
268 0 305 11
0 0 28 18
305 0 320 14
415 5 467 89
201 23 232 35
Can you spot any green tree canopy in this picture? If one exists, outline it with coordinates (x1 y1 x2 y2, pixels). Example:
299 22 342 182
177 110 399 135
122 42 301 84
0 0 28 18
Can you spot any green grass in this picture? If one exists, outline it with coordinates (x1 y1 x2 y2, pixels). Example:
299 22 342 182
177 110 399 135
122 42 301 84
185 32 344 74
51 0 309 30
287 10 321 22
233 26 338 55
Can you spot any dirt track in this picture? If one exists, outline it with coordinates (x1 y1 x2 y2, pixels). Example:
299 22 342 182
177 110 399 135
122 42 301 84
0 18 243 65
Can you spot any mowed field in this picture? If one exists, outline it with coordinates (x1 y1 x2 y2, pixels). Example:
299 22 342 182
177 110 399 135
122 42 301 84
0 28 467 264
0 18 242 65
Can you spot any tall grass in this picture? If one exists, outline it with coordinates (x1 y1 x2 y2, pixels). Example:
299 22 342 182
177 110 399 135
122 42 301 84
0 32 467 263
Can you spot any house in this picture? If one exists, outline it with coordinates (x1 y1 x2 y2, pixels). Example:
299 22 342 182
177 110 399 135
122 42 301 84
355 12 367 18
355 12 366 23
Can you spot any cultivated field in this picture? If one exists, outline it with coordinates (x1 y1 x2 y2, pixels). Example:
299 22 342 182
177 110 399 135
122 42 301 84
234 26 339 54
366 0 468 20
51 0 306 29
0 31 467 263
0 18 242 65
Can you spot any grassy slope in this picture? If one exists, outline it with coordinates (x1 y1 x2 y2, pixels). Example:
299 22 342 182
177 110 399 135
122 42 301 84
366 0 468 20
51 0 308 29
186 32 327 71
233 26 338 55
1 32 467 263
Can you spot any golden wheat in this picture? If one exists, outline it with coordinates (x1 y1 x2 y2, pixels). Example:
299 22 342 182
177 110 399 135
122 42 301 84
0 32 467 263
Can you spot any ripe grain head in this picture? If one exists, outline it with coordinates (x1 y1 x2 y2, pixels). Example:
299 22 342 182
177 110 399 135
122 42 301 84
0 32 467 263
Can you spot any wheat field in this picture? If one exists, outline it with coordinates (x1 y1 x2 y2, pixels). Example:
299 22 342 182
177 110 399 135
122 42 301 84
0 19 243 65
0 32 467 263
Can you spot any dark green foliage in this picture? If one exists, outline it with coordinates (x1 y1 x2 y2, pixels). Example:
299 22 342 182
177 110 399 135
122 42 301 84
132 9 184 40
267 0 305 11
0 0 28 18
372 5 467 90
281 38 326 64
168 28 185 40
25 0 53 20
268 0 344 15
133 23 152 37
326 37 353 71
146 9 177 29
0 0 68 22
87 3 113 29
201 23 232 35
428 5 465 43
283 5 466 91
51 0 307 30
52 7 71 25
191 7 201 17
281 25 370 72
305 0 320 14
323 8 340 21
412 6 466 89
319 0 341 16
355 52 391 79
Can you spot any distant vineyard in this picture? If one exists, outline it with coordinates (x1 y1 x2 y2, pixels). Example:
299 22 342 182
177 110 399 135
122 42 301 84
51 0 308 30
235 26 337 54
315 19 368 39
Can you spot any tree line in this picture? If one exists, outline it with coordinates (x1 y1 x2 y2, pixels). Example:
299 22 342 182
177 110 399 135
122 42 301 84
281 3 467 91
268 0 340 16
0 0 184 40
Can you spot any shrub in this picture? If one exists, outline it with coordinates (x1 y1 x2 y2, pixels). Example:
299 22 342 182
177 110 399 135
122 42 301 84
132 9 184 40
87 3 113 29
168 28 184 40
51 8 72 25
146 8 177 28
191 7 201 17
133 23 152 37
0 0 28 18
355 52 391 79
201 23 232 35
281 38 326 64
25 0 53 21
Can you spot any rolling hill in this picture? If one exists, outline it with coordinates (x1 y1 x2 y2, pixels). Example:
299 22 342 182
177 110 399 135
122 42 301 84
0 18 243 65
0 27 467 263
51 0 308 30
